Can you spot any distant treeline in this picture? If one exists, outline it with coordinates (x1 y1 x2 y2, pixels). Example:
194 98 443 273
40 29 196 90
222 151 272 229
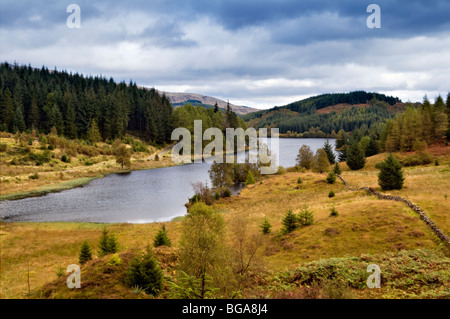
243 91 401 136
0 62 173 144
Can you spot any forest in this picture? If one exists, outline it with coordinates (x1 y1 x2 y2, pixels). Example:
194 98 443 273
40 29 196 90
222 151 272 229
242 92 402 136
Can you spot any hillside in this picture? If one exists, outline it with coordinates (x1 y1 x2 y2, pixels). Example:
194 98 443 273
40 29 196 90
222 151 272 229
161 91 259 115
2 149 450 299
242 91 403 135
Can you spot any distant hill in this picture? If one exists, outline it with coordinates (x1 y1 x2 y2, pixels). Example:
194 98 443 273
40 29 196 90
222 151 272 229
242 91 403 135
161 91 259 115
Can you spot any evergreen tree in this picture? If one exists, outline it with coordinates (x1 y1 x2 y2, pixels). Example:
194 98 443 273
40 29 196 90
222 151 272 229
79 240 93 265
326 171 336 184
12 107 26 133
98 229 119 257
376 154 405 190
323 139 336 164
1 88 15 131
153 224 172 247
28 93 40 130
385 117 401 152
214 102 219 113
87 119 102 143
346 143 366 170
281 209 298 234
296 145 314 169
365 137 379 157
333 162 342 175
297 207 314 226
446 93 450 139
433 96 448 141
125 246 164 296
260 218 272 234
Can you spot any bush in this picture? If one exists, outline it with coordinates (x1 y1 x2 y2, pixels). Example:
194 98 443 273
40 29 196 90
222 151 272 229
298 207 314 226
0 143 7 152
28 172 39 180
401 152 433 167
297 177 302 184
107 254 122 266
329 208 339 217
328 190 335 198
222 188 231 198
245 171 256 185
326 171 336 184
61 154 70 163
47 144 55 150
125 247 164 296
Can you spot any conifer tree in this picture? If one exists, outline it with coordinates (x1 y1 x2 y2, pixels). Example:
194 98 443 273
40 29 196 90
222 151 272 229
125 246 164 296
260 218 272 234
326 171 336 184
87 119 102 143
333 162 342 175
298 207 314 226
346 143 366 170
79 240 93 265
323 139 336 164
98 229 119 257
282 209 298 234
12 107 26 133
153 224 172 247
245 171 256 185
365 137 379 157
376 154 404 190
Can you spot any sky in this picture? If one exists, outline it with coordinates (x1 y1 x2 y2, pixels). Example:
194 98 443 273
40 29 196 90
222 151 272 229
1 0 450 109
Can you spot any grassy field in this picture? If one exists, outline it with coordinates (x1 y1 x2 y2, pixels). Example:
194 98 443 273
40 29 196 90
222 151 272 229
1 142 449 299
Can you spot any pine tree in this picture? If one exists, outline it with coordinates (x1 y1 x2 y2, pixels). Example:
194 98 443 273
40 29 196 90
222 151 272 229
376 154 404 190
433 96 448 141
326 171 336 184
87 119 102 143
365 137 379 157
79 240 93 265
323 139 336 164
12 107 26 133
2 88 15 131
281 209 298 234
346 143 366 170
98 229 119 257
214 102 219 113
260 218 272 234
153 224 172 247
125 246 164 296
333 162 342 175
385 117 401 152
298 206 314 226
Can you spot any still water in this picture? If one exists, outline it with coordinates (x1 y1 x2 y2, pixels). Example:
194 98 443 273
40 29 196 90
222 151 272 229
0 138 335 223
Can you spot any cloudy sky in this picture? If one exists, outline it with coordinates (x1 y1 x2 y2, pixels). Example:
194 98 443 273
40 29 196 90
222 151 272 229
1 0 450 109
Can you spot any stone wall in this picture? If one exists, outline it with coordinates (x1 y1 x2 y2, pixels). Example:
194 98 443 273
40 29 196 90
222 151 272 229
336 174 450 248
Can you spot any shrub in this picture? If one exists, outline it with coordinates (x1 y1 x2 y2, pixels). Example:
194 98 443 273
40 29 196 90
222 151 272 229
298 207 314 226
47 144 55 150
245 171 256 185
297 177 302 184
222 188 231 198
153 224 172 247
79 240 93 265
328 190 335 198
125 247 164 296
329 208 339 217
61 154 70 163
107 254 122 266
326 171 336 184
260 218 272 235
277 166 287 175
28 172 39 180
0 143 7 152
282 210 298 234
435 159 439 166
